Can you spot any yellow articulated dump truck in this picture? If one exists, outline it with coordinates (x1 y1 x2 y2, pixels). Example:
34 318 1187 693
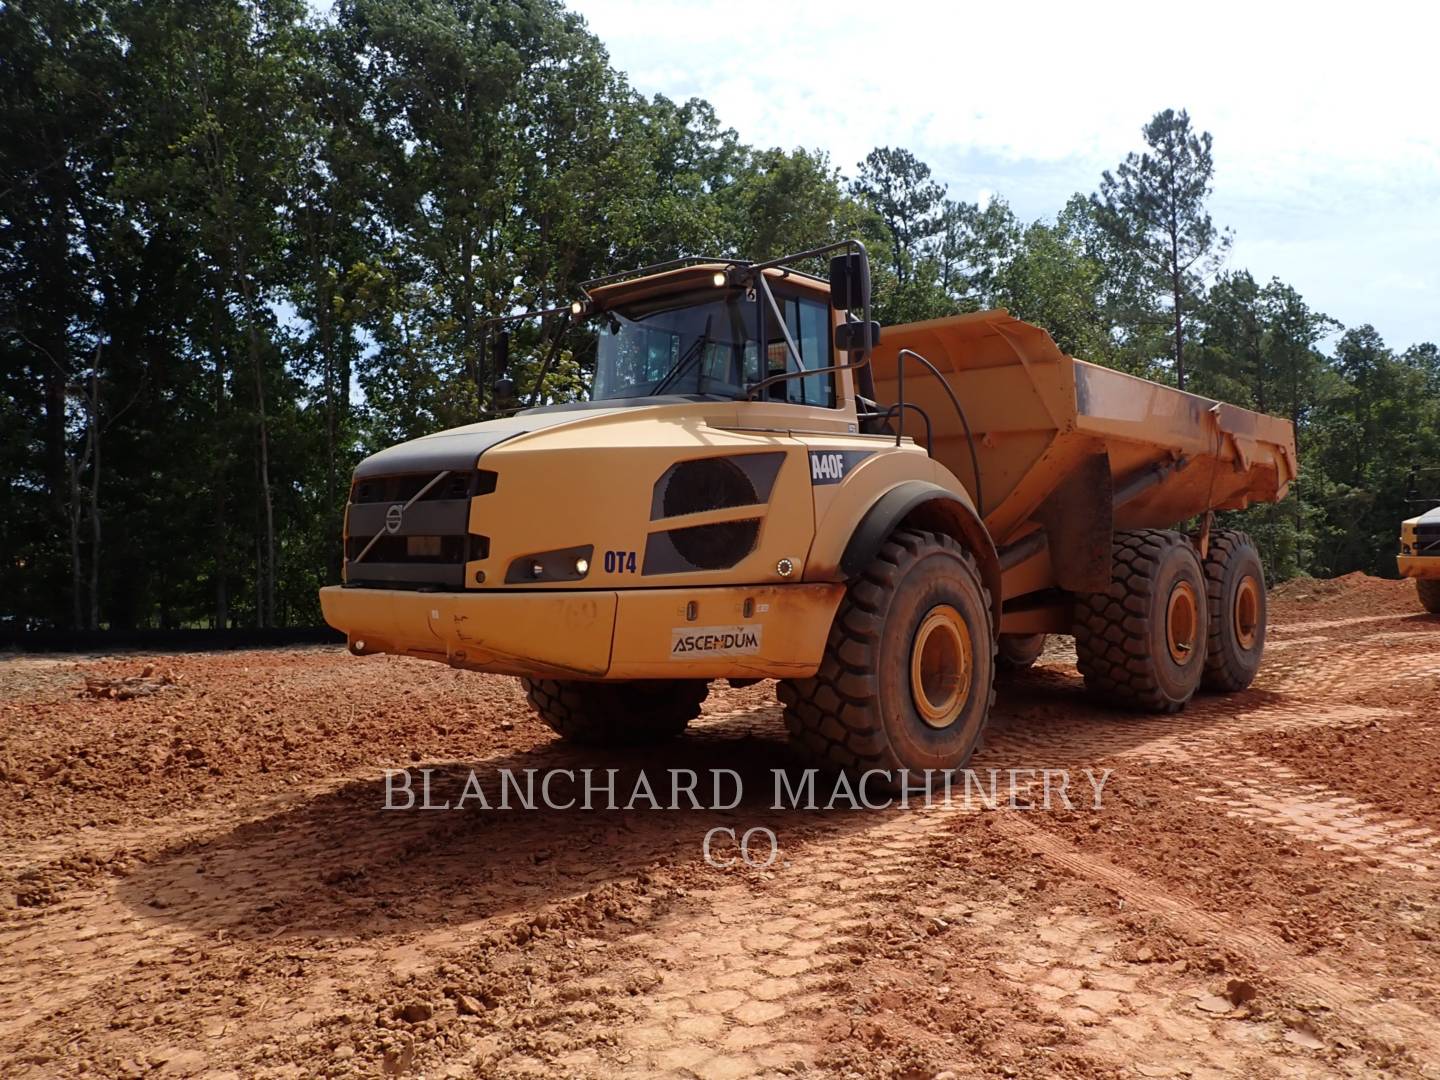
1398 506 1440 613
320 241 1296 775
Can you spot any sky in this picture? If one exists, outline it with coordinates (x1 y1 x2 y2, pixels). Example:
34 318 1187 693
568 0 1440 352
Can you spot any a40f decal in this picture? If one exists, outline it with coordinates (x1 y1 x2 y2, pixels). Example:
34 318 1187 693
808 450 874 485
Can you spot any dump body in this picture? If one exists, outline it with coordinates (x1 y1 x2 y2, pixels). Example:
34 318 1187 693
871 310 1296 625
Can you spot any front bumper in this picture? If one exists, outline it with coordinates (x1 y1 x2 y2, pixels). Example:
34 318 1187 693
319 583 845 680
1397 554 1440 581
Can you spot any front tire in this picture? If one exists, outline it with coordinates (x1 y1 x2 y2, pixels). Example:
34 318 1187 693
521 678 708 745
1073 529 1208 712
1418 578 1440 614
778 529 996 776
1201 530 1267 692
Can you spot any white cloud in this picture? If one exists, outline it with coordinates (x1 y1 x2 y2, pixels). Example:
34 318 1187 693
573 0 1440 347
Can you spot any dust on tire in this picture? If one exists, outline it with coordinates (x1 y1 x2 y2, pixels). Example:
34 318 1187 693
778 528 996 777
1202 529 1267 692
1073 528 1208 713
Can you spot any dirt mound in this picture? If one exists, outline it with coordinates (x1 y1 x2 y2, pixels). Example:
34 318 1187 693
1270 571 1420 620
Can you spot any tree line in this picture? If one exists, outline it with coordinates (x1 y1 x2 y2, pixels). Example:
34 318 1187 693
2 0 1436 630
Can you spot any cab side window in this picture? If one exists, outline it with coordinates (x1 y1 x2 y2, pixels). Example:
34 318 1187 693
764 293 835 407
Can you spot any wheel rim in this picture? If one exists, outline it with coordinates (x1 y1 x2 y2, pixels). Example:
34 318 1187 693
1233 574 1260 650
1165 581 1199 665
910 604 973 729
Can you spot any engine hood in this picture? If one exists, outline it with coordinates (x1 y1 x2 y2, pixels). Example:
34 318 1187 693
352 408 631 479
350 395 748 479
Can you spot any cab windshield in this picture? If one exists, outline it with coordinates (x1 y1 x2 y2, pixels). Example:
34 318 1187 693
591 288 833 406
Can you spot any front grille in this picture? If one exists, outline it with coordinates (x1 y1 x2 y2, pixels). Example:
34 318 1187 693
345 535 488 565
344 469 494 589
352 470 496 504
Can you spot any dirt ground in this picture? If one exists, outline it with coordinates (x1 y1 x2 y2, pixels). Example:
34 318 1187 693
2 571 1439 1079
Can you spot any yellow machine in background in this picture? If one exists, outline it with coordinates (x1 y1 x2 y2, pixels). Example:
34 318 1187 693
1398 507 1440 613
320 241 1297 775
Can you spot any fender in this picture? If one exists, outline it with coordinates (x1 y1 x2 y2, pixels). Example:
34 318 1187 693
839 481 1002 630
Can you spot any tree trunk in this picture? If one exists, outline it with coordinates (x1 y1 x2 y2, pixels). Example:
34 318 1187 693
1172 287 1184 390
211 284 229 630
245 296 276 629
41 188 71 519
68 459 84 630
88 363 102 630
1169 227 1185 390
44 365 68 516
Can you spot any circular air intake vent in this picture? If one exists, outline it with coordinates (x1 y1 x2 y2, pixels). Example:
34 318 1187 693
661 457 758 518
667 520 761 571
652 458 762 571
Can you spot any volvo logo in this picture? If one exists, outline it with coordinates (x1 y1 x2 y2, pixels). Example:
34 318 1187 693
384 504 404 534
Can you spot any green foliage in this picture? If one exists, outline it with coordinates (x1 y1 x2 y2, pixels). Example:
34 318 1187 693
1092 109 1231 389
0 3 1433 628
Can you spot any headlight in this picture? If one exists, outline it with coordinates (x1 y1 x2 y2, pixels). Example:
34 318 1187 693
505 545 595 584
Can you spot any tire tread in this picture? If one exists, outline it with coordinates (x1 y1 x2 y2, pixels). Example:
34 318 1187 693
778 529 996 774
522 678 707 745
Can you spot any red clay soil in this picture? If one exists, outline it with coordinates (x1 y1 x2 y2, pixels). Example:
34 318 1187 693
1 571 1438 1078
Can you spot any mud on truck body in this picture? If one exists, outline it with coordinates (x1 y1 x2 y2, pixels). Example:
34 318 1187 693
321 242 1297 777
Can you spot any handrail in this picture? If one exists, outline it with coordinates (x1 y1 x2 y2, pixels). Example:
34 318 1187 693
858 402 934 456
893 348 985 519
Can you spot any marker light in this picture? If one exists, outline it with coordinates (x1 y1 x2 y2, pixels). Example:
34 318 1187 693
575 557 589 575
570 300 584 316
712 271 727 287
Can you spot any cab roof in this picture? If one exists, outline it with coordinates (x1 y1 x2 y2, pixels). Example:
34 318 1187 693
584 261 831 310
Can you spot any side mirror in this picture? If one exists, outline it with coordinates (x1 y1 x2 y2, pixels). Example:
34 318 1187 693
835 320 881 352
495 331 511 375
492 377 518 407
829 252 871 312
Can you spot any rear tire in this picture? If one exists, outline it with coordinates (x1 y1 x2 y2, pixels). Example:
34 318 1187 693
1418 578 1440 614
521 678 708 745
1201 530 1267 692
1073 529 1208 712
778 529 996 777
997 633 1046 673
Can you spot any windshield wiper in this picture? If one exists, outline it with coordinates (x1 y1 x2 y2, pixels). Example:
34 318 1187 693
650 315 713 397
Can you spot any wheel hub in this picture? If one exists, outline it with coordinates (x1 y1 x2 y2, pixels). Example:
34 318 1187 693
1233 574 1260 650
910 604 973 729
1165 580 1199 665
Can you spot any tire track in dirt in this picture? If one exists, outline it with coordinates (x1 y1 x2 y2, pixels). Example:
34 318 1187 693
1186 753 1440 875
1 583 1437 1077
993 814 1440 1064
